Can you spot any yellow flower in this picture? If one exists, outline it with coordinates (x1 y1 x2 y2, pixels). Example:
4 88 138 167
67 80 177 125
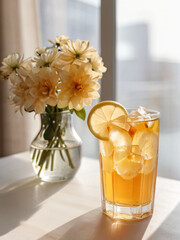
33 48 59 68
91 56 107 78
0 53 24 77
28 68 59 114
52 39 97 68
57 63 100 111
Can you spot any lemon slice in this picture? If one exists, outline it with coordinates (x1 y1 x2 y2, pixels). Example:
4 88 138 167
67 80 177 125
87 101 128 140
99 140 113 157
132 129 158 174
132 129 158 160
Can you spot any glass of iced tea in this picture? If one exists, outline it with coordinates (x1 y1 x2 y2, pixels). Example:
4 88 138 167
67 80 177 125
88 101 160 220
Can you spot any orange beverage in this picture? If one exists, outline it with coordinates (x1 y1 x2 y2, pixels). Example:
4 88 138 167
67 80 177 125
99 111 159 219
88 102 160 220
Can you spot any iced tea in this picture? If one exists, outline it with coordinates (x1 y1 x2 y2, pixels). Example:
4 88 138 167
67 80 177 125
99 108 159 219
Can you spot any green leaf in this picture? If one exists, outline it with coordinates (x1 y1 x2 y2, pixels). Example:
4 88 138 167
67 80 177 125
75 108 86 120
45 105 55 114
62 106 69 111
69 109 74 114
61 106 74 114
43 125 54 140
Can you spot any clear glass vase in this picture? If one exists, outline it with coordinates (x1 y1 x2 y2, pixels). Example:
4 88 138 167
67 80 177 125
30 111 82 182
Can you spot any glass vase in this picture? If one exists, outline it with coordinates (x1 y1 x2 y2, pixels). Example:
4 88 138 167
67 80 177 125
30 111 82 182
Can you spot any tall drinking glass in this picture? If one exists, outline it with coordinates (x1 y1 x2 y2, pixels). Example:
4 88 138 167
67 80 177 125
99 109 160 220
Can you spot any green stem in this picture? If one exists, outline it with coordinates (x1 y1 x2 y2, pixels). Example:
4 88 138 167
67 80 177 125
45 157 50 170
37 147 52 176
51 151 55 171
65 147 74 169
58 136 74 169
32 149 37 162
38 126 60 168
36 150 41 164
36 114 74 176
59 149 65 161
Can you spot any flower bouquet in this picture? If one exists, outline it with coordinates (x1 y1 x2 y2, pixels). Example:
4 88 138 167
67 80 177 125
0 35 106 181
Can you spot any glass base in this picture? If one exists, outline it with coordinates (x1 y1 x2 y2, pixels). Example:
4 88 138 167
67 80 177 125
40 175 72 182
102 200 153 220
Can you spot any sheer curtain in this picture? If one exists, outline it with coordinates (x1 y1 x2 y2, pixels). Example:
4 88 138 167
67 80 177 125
0 0 40 156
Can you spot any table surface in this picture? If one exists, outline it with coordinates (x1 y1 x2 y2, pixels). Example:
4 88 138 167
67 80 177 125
0 152 180 240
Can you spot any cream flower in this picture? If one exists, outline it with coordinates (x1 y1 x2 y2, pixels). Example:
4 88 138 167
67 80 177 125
1 36 106 118
57 63 100 111
0 53 24 77
49 35 71 48
15 58 33 78
26 68 59 114
35 47 47 56
91 56 107 78
10 68 59 114
9 71 22 84
52 39 97 68
33 48 59 68
10 74 35 113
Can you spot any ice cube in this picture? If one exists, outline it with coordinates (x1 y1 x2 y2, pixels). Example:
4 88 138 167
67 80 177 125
128 106 151 122
113 146 131 163
147 121 154 128
114 153 143 179
131 145 142 156
137 106 148 116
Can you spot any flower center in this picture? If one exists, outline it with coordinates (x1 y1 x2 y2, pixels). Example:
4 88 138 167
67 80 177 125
44 62 50 67
12 65 19 71
75 83 83 91
75 53 80 59
42 85 50 95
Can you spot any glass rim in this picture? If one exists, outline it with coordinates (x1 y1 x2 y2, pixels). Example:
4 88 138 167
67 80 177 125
125 108 160 122
40 110 70 116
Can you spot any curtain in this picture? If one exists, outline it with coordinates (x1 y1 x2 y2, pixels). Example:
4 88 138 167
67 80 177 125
0 0 40 156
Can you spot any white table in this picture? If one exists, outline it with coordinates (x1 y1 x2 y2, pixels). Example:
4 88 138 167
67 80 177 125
0 152 180 240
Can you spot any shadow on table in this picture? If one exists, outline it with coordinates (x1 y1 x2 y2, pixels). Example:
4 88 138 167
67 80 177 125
0 158 71 236
39 208 151 240
148 202 180 240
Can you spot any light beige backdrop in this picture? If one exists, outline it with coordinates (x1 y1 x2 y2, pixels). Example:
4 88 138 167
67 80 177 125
0 0 40 156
